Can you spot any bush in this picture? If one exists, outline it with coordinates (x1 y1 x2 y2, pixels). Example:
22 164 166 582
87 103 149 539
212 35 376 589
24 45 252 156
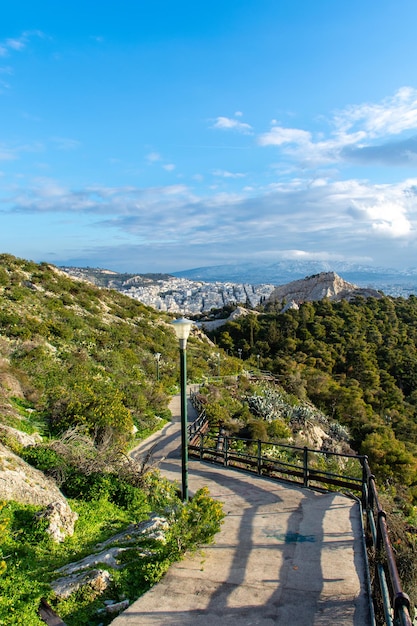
21 445 64 475
246 419 268 441
62 469 148 510
168 487 224 555
267 419 291 440
62 470 114 501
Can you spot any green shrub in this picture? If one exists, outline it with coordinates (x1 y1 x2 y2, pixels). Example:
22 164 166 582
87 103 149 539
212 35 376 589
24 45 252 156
21 445 64 474
62 470 113 501
267 419 291 440
246 419 268 441
168 486 224 556
111 479 147 510
62 470 148 511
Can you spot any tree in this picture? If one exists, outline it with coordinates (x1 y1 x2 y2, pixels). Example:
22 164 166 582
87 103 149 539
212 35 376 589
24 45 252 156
361 429 417 485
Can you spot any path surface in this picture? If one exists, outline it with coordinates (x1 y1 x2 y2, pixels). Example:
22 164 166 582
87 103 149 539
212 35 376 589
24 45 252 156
111 390 373 625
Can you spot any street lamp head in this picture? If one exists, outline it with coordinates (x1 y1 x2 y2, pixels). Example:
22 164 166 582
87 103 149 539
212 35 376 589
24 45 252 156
171 317 194 348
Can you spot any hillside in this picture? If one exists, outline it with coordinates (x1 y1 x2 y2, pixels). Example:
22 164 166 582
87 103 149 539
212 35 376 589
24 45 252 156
209 295 417 504
1 254 417 621
0 254 237 453
0 254 227 625
0 255 179 449
267 271 382 305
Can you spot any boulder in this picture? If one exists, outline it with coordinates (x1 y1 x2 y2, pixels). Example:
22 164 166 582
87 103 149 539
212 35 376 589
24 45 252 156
35 501 78 543
51 569 112 599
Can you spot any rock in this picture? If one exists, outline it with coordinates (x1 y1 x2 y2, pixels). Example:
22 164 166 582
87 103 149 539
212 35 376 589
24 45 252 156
103 600 129 615
199 306 255 331
297 424 330 450
96 513 169 549
0 423 42 448
0 443 69 508
0 372 25 398
35 501 78 543
55 547 129 576
268 271 382 306
51 569 112 599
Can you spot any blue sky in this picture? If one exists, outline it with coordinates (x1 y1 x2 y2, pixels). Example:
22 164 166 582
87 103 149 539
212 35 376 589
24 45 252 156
2 1 417 273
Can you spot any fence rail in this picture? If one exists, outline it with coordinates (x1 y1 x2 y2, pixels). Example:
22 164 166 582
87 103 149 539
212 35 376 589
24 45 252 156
189 392 413 626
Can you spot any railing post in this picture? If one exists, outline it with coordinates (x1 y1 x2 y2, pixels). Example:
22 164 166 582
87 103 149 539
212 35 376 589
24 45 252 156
199 432 204 460
224 436 229 467
303 446 309 487
376 509 385 552
361 456 368 509
394 591 412 625
257 440 262 475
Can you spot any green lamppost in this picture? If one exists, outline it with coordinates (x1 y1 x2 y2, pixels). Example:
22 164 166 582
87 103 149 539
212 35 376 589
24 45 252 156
171 317 194 502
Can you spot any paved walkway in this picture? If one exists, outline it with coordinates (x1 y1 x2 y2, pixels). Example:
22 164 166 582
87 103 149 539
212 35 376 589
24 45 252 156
111 391 373 625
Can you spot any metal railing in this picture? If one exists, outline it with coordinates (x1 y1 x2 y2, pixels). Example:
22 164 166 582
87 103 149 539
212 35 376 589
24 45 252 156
362 463 412 626
188 393 413 626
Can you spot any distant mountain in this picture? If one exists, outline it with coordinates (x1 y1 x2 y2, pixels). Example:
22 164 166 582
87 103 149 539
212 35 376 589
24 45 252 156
173 260 417 298
59 266 173 290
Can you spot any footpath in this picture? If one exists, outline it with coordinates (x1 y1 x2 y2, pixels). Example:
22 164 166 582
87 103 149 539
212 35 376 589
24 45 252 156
110 391 373 625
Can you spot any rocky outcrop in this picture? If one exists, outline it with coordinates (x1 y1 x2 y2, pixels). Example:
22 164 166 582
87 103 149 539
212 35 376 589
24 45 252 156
50 514 169 599
0 423 42 447
35 501 78 543
199 306 256 331
51 569 112 599
268 271 382 306
0 443 67 507
0 443 78 542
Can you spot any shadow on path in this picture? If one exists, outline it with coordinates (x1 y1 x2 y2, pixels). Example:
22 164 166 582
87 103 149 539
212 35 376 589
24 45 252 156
111 394 371 625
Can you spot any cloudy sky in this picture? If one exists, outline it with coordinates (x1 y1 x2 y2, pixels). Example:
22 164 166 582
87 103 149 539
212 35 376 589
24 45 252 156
2 1 417 273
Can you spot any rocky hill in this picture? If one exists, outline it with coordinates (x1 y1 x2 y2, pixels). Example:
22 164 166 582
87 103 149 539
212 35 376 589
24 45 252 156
267 271 382 306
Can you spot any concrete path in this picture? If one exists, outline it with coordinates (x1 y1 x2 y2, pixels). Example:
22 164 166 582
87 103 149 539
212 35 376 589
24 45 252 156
111 391 373 626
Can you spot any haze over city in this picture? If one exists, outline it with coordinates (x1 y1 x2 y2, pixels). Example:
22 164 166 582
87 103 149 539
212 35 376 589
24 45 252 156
2 1 417 274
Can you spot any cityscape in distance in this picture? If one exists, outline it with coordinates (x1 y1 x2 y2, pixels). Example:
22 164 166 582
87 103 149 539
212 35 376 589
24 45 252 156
61 259 417 315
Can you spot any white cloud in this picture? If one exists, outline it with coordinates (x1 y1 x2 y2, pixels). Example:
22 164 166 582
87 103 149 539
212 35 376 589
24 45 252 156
163 163 175 171
51 137 81 151
4 173 417 270
146 152 161 163
0 31 44 57
335 87 417 138
258 127 312 147
258 88 417 168
212 116 253 134
212 169 246 178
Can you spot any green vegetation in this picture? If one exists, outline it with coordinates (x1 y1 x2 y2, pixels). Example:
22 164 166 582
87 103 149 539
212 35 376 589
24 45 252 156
0 474 224 625
0 425 224 625
209 297 417 497
202 295 417 608
4 253 417 617
0 254 235 446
